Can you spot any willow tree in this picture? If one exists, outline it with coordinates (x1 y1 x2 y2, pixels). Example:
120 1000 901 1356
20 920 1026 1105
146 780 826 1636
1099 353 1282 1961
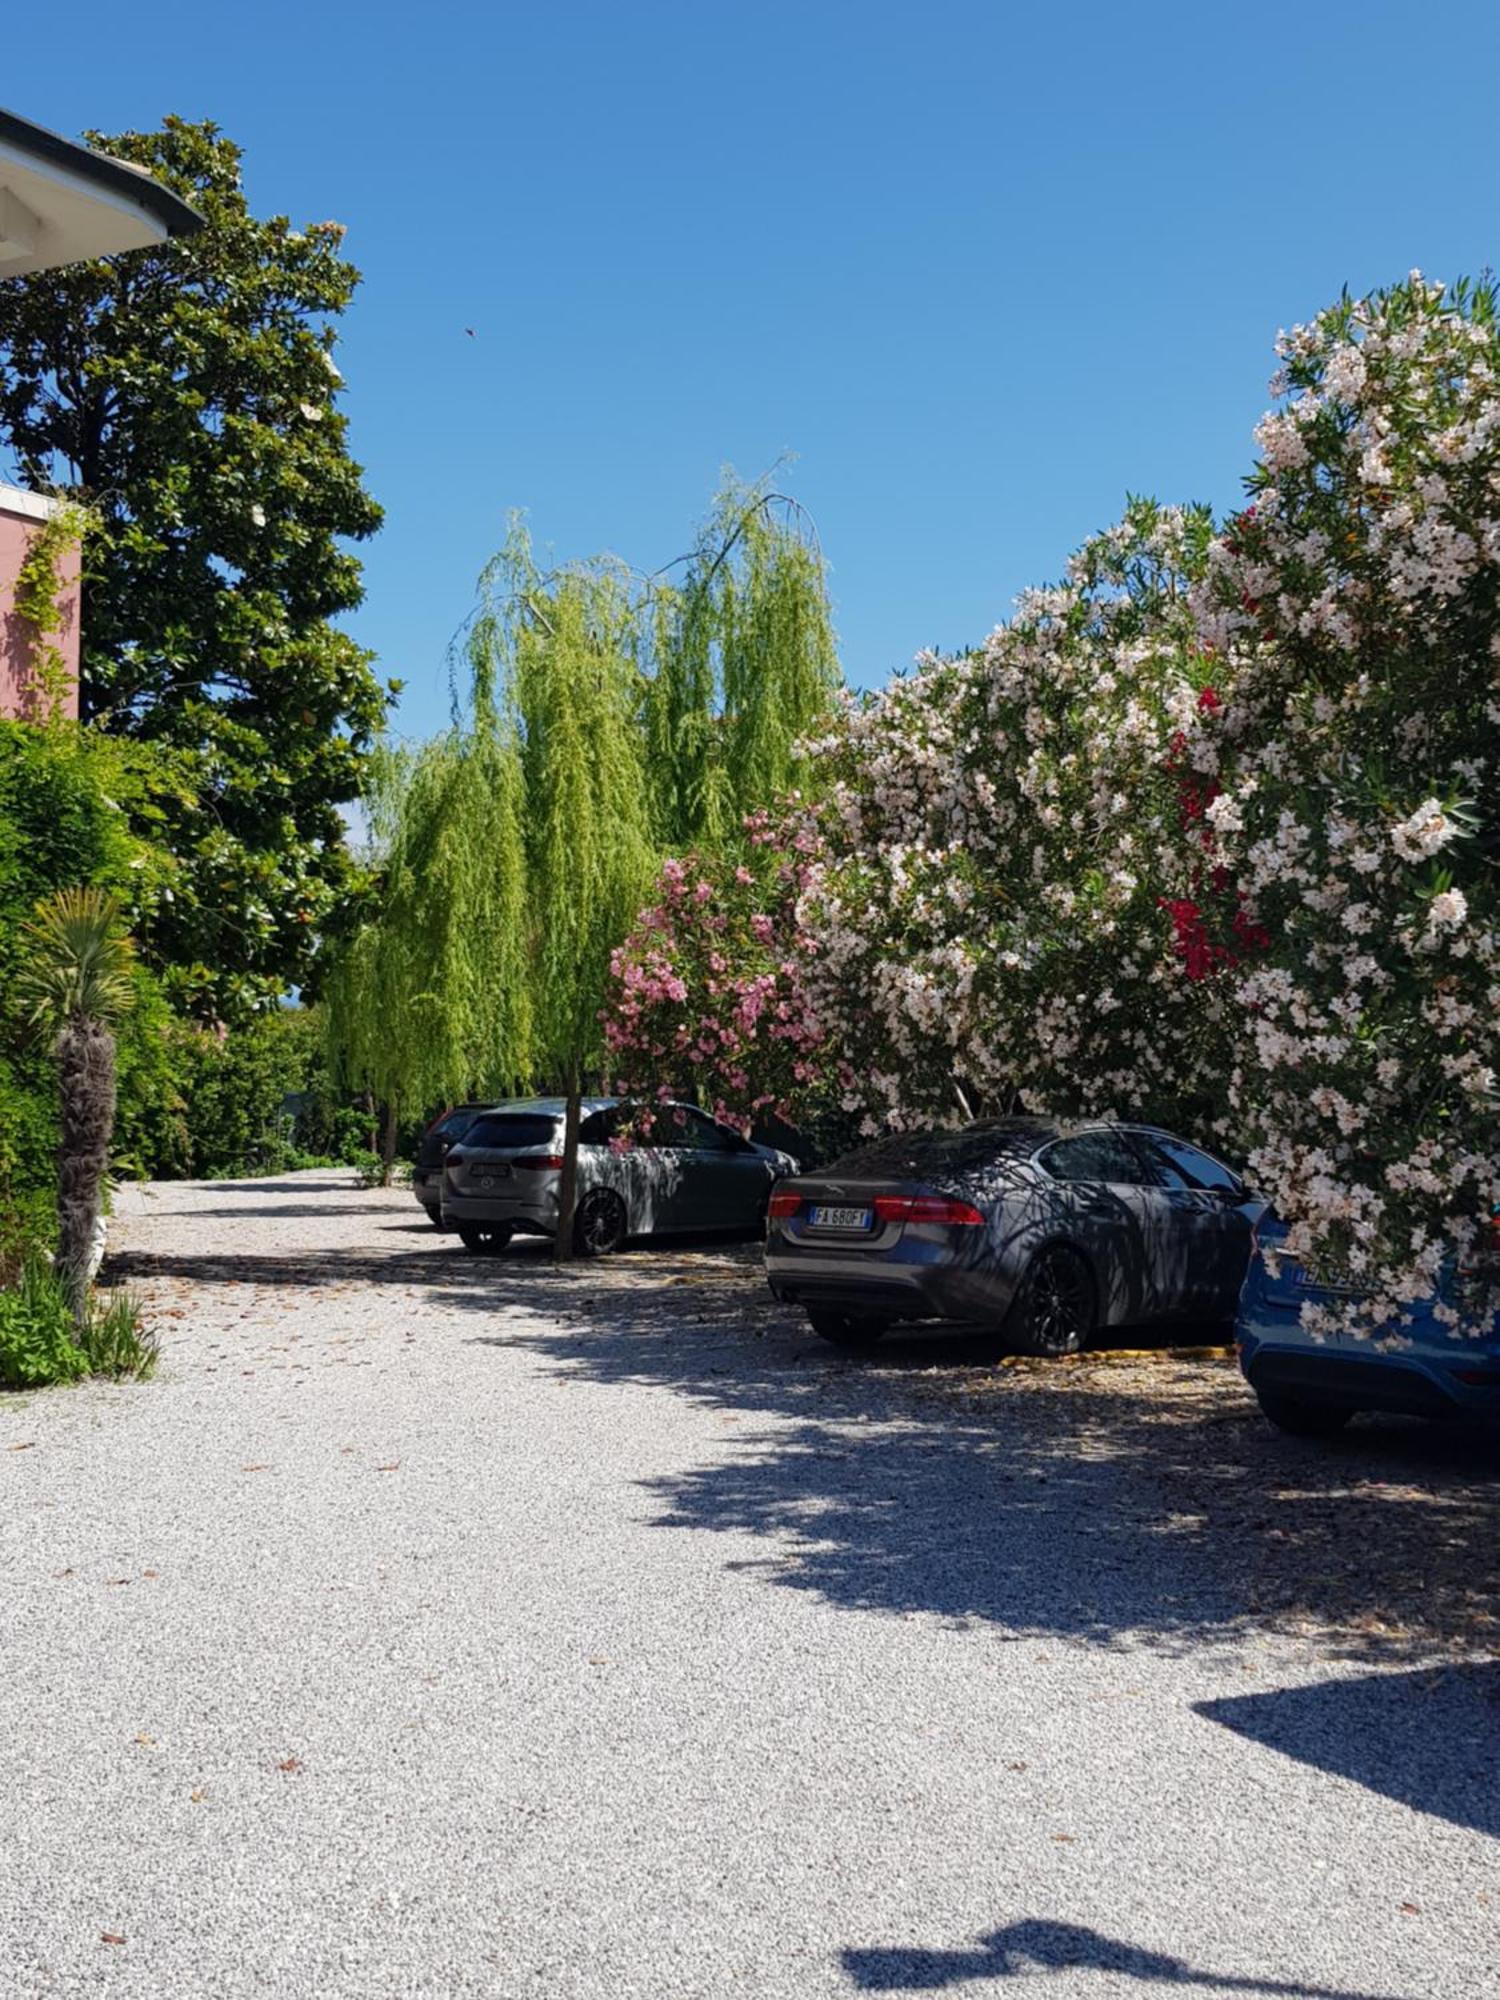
643 475 840 853
323 720 531 1177
469 526 656 1259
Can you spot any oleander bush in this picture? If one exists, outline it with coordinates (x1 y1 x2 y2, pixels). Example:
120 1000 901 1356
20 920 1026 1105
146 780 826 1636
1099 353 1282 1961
601 274 1500 1335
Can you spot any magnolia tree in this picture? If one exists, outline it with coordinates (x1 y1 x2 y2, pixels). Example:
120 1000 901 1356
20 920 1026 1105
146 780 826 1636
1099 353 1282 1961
796 500 1233 1136
1183 273 1500 1329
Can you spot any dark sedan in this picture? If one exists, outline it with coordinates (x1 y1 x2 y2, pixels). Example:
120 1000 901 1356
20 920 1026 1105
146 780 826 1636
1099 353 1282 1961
765 1118 1261 1354
412 1103 495 1226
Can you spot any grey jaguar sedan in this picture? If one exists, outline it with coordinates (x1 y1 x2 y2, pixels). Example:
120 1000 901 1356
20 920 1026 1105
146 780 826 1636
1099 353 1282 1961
443 1097 799 1255
765 1117 1261 1354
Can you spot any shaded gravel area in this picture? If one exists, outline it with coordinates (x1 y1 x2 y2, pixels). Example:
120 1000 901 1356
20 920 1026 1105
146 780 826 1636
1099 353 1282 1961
1 1171 1495 1999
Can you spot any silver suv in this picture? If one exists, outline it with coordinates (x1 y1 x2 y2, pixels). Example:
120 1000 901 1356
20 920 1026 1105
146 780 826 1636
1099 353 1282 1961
442 1097 799 1255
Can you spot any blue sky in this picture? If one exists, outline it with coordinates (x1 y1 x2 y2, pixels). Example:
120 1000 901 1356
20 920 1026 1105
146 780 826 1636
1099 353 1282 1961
9 1 1500 738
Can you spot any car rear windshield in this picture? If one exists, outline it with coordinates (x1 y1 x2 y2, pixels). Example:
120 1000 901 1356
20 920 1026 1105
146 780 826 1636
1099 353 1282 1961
461 1113 559 1150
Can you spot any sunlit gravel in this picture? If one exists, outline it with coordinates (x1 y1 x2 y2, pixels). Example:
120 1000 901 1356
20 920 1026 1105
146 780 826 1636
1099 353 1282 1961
1 1172 1494 1998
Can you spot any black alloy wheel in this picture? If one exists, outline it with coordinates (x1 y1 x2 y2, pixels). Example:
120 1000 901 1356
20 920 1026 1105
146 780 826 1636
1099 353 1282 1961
1009 1246 1096 1357
806 1308 888 1349
574 1188 629 1258
457 1222 513 1255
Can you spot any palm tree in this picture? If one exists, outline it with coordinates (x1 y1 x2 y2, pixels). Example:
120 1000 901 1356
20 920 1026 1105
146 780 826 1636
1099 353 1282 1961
15 888 136 1326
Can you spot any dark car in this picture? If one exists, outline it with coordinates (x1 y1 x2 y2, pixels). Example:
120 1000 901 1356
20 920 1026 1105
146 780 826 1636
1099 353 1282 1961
443 1098 799 1255
412 1103 496 1225
764 1117 1260 1354
1237 1209 1500 1435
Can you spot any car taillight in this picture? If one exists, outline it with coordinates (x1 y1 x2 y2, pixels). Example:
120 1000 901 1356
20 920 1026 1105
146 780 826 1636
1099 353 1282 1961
514 1154 566 1171
1457 1210 1500 1277
873 1194 984 1227
768 1190 801 1219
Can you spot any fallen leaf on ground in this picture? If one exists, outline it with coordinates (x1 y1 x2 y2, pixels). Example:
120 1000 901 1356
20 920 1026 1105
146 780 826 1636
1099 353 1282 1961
375 1462 400 1472
277 1756 304 1774
100 1933 126 1945
134 1734 156 1747
8 1441 36 1452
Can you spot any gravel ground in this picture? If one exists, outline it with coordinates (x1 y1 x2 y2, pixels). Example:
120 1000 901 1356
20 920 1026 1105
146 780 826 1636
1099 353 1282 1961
1 1171 1495 2000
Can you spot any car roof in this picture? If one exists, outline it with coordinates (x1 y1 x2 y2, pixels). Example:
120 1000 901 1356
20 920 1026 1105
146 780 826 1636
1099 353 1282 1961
466 1096 703 1119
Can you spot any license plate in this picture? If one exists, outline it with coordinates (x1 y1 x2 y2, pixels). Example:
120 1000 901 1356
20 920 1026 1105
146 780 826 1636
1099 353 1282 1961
475 1167 510 1188
811 1205 872 1231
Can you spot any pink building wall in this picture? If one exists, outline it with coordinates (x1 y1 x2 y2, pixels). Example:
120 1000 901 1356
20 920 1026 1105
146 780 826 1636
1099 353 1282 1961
0 487 81 721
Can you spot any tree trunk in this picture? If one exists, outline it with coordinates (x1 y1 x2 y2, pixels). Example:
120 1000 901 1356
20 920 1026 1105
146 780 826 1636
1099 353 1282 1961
380 1100 400 1187
553 1076 582 1265
54 1015 116 1329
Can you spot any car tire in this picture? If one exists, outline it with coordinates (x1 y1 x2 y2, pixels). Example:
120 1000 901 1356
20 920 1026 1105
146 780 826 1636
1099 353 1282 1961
1007 1246 1096 1357
457 1223 512 1255
1255 1389 1353 1438
574 1188 628 1258
807 1308 887 1349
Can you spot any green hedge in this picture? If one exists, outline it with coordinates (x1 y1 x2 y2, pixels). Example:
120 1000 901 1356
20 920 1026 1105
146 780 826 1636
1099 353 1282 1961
0 723 161 1271
1 724 380 1272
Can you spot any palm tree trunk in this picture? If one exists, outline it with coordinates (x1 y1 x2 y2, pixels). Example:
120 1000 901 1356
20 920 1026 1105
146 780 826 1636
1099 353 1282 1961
55 1014 115 1328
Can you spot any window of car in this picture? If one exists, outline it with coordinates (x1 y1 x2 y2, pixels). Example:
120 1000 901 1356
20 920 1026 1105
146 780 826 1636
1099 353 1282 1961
1038 1130 1159 1186
1138 1135 1243 1194
578 1106 628 1146
679 1109 746 1152
461 1113 559 1151
434 1107 482 1140
646 1106 744 1152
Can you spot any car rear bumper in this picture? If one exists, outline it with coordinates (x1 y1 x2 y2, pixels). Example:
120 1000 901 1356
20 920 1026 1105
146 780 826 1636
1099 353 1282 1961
1239 1322 1500 1422
764 1233 1012 1324
443 1186 558 1234
412 1171 443 1217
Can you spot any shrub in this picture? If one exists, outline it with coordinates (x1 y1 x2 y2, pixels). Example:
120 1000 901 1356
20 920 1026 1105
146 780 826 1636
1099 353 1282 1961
79 1285 158 1381
0 1257 157 1390
0 1253 89 1388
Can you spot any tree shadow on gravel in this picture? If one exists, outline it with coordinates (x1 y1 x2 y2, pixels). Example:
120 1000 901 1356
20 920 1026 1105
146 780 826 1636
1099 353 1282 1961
111 1203 1499 1664
475 1271 1499 1666
1196 1662 1500 1836
840 1918 1410 1997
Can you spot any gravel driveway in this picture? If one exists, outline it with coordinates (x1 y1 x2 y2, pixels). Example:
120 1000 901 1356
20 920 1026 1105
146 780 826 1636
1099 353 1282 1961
1 1172 1495 1999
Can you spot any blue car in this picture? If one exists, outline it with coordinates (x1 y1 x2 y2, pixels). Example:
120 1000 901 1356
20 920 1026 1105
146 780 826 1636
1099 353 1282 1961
1237 1211 1500 1436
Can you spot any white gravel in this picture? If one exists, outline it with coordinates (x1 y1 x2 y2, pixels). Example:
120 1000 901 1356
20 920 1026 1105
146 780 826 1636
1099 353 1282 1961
1 1171 1495 1999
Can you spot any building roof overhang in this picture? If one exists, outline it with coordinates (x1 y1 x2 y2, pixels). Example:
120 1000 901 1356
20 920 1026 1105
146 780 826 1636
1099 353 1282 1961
0 107 203 278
